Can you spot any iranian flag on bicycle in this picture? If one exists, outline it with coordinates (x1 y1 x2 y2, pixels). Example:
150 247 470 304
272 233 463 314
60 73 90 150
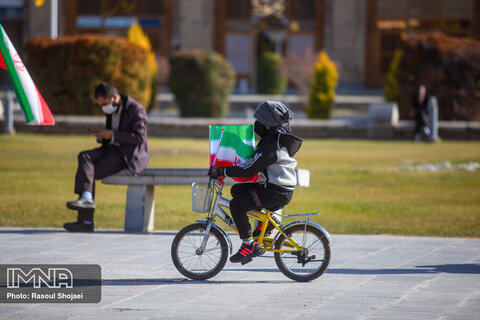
0 23 54 125
209 125 258 182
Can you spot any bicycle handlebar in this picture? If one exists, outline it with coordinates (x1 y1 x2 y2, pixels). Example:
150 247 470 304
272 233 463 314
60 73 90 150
208 175 225 185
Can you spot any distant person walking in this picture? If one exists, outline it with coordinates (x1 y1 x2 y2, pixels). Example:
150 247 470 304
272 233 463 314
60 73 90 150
411 84 432 141
64 82 149 232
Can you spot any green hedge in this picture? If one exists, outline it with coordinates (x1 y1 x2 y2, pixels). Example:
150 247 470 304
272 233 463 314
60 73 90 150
25 35 154 115
386 33 480 120
169 50 235 117
257 52 286 94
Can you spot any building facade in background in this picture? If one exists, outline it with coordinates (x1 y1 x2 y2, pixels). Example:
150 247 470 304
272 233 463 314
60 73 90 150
1 0 479 91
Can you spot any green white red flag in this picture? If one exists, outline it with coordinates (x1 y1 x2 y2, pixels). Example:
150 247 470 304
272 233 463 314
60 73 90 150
0 23 54 125
209 125 258 182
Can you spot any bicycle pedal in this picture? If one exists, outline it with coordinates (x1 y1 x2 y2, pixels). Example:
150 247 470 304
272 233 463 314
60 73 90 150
241 258 253 265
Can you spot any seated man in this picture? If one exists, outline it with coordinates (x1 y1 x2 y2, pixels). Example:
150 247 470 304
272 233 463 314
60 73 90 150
64 82 149 232
209 101 302 264
410 84 432 141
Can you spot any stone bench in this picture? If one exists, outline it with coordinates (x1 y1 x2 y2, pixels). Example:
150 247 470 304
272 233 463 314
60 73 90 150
102 168 310 233
367 102 399 139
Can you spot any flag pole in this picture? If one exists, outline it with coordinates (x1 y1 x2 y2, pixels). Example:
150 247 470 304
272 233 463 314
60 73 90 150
211 128 224 166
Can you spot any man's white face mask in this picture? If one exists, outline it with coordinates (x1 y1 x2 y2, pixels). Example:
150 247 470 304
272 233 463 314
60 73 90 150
101 98 118 114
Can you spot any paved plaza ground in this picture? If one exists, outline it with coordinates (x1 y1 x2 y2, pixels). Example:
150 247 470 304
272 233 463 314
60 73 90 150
0 228 479 319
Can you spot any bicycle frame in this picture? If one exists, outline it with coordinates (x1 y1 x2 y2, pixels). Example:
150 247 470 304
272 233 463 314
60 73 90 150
195 178 331 256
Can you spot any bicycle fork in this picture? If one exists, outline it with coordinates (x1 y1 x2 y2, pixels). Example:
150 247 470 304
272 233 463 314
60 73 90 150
195 217 214 255
196 195 235 255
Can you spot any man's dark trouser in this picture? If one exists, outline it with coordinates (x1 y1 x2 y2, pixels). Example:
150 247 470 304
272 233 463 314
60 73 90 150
414 111 429 135
74 145 127 221
229 182 293 240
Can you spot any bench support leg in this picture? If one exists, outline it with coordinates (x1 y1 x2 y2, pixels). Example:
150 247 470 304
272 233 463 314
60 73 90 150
124 185 155 233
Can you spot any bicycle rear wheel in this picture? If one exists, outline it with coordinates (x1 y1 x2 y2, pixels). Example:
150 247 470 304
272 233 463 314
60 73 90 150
171 223 228 280
274 224 330 282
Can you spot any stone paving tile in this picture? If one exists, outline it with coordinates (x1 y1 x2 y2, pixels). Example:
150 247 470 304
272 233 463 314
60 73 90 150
0 228 479 319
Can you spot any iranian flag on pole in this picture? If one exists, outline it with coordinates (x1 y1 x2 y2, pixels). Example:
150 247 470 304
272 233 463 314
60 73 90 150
0 23 54 125
209 125 258 182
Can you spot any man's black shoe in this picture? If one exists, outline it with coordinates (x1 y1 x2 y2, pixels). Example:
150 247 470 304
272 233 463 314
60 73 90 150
63 220 94 233
252 215 281 238
66 196 95 210
230 241 264 264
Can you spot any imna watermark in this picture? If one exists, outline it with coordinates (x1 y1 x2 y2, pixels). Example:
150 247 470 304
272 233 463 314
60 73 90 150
0 265 101 303
7 267 73 288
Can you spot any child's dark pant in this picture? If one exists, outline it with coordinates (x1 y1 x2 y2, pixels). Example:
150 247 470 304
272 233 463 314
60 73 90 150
229 182 292 240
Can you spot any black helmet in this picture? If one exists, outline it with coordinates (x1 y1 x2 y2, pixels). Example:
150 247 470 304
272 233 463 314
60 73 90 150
253 101 294 129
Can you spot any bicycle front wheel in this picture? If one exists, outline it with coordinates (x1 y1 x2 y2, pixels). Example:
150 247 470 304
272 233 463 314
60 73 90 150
171 223 228 280
274 224 331 282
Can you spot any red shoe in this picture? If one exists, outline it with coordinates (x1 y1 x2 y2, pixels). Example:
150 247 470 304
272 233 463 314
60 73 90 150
230 241 264 264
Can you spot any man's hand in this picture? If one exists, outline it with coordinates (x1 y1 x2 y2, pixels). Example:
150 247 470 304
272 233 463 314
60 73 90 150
208 166 225 177
93 129 113 140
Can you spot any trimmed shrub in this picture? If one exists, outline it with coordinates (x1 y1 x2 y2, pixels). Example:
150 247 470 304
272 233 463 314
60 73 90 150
383 50 403 102
169 50 235 117
307 51 338 119
128 21 158 111
257 52 286 94
391 33 480 120
25 35 154 115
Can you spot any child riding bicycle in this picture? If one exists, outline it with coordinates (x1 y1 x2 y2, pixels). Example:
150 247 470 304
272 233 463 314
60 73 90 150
209 101 302 264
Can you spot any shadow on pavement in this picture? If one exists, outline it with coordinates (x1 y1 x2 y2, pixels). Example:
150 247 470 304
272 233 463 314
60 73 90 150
102 278 291 285
0 229 66 234
327 264 480 275
224 264 480 275
0 229 177 236
224 268 280 273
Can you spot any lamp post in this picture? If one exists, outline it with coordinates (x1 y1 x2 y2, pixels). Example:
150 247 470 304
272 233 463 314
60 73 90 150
269 30 286 55
50 0 58 38
2 91 15 134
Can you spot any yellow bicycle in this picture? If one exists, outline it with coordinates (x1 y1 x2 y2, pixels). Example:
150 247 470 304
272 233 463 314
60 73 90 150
171 177 332 282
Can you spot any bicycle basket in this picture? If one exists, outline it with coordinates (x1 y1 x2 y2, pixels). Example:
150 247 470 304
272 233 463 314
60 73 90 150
191 182 212 213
